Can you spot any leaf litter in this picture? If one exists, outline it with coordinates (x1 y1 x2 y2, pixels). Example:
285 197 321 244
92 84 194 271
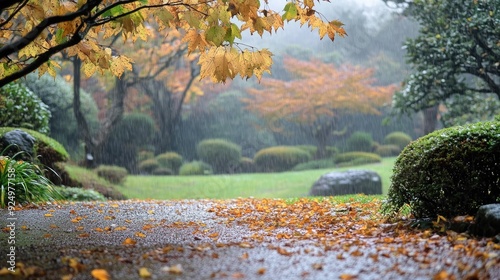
0 197 498 279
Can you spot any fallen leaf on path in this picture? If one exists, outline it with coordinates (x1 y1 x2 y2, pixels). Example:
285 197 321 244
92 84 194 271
138 267 151 278
91 268 110 280
162 264 183 274
123 237 137 245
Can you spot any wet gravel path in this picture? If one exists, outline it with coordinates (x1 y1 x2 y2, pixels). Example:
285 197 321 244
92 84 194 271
1 199 499 279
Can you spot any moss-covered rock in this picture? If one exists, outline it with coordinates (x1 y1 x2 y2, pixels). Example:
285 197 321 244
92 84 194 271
383 120 500 218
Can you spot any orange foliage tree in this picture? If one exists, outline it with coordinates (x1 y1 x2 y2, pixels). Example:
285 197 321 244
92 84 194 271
244 57 396 158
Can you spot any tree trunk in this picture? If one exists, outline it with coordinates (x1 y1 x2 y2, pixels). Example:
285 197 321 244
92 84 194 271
423 105 439 135
73 58 127 167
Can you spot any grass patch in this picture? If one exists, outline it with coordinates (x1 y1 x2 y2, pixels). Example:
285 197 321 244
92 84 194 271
63 164 126 200
118 157 396 200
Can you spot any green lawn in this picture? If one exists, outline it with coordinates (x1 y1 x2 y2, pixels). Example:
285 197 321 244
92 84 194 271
117 157 396 200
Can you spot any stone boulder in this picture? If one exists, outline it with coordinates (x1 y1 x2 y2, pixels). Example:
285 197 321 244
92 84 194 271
0 129 36 158
309 170 382 196
471 204 500 237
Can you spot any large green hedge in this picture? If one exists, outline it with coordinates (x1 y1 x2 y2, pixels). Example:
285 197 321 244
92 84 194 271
383 120 500 218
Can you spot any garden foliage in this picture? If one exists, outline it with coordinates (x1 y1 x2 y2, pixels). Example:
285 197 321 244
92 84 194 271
383 120 500 218
197 139 242 174
179 161 213 176
95 165 128 184
254 146 312 172
0 83 51 134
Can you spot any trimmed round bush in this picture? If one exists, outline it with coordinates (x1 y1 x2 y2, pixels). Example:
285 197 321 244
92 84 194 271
375 144 401 157
95 165 128 184
254 146 312 172
383 120 500 218
179 161 213 176
334 152 382 166
238 157 256 173
346 131 374 152
295 145 317 158
156 152 183 174
138 159 160 174
0 82 51 134
384 131 412 150
196 139 241 174
137 150 154 163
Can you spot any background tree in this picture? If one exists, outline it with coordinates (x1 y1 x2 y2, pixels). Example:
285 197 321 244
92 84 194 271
390 0 500 131
244 57 396 158
0 0 346 86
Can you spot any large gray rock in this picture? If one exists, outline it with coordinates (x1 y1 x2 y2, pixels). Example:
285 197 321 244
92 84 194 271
471 204 500 237
309 169 382 196
0 129 36 158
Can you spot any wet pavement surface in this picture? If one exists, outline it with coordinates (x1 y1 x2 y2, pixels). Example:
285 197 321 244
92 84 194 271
1 199 499 279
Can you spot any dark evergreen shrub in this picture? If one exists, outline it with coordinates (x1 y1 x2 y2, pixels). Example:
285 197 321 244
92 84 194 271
156 152 183 174
334 152 382 166
196 139 241 174
95 165 128 184
179 161 213 176
346 131 374 152
0 82 51 134
383 120 500 218
383 131 412 150
138 159 160 174
254 146 312 172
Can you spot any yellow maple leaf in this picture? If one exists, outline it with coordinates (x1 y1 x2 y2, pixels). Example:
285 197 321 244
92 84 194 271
138 267 151 278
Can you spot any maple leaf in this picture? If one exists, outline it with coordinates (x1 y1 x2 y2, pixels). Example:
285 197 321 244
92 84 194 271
91 269 110 280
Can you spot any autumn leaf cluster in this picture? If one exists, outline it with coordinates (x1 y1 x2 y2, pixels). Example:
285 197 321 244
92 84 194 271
0 0 347 86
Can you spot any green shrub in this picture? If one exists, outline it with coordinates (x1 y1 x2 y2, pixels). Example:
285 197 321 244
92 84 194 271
179 161 213 176
295 145 317 158
151 167 173 176
23 73 99 158
54 186 106 202
384 131 412 150
196 139 241 174
346 131 374 152
101 113 157 173
0 82 51 134
254 146 312 172
137 150 154 163
238 157 256 173
138 159 160 174
292 159 336 171
334 152 382 166
325 146 339 158
375 144 401 157
95 165 128 184
383 120 500 218
156 152 183 174
0 153 61 207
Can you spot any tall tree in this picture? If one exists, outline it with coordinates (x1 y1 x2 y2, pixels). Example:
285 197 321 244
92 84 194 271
390 0 500 126
0 0 346 86
244 57 396 158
